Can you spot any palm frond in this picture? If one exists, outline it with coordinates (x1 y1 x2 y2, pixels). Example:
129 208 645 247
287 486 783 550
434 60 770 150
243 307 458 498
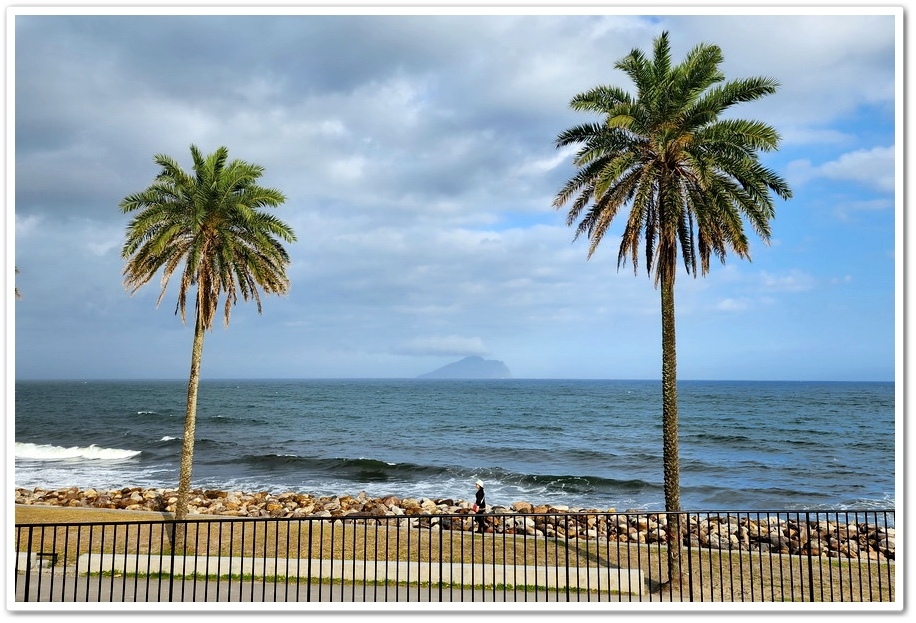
553 29 791 284
120 145 295 329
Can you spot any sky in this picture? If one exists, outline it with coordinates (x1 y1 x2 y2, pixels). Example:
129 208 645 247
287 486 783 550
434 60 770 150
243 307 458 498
6 3 902 382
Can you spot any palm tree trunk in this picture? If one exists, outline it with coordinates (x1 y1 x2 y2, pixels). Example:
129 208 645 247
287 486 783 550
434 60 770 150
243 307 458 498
660 270 684 584
174 303 205 521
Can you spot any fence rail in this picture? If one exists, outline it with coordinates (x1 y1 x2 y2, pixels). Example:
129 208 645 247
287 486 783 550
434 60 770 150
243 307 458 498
14 509 895 604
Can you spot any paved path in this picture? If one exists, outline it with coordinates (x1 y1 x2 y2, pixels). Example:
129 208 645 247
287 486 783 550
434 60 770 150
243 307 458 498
13 571 660 604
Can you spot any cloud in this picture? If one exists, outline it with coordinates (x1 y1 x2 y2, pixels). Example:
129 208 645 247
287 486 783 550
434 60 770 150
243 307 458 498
786 146 895 194
392 335 489 357
760 269 816 293
715 298 751 312
10 10 897 381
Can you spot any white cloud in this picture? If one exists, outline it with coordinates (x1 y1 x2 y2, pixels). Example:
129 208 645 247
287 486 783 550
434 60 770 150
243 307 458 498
392 335 489 357
760 269 816 293
822 146 895 193
715 298 750 312
786 146 895 193
14 214 43 236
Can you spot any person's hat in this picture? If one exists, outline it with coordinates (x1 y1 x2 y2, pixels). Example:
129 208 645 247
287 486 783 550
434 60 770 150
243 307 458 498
475 480 484 488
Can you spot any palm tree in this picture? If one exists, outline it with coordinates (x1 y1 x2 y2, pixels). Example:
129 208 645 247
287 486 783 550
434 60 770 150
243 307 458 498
553 32 792 585
120 145 296 520
15 266 22 299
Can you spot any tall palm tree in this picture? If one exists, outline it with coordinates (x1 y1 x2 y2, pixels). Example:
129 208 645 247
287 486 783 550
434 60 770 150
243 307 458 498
15 266 22 299
121 145 296 520
553 32 792 585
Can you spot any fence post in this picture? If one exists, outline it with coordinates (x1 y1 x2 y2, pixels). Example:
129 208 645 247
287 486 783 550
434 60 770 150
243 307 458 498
685 514 694 602
806 512 815 602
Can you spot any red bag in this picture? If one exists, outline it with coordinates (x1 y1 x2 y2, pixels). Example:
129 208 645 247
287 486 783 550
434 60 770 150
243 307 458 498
472 504 478 512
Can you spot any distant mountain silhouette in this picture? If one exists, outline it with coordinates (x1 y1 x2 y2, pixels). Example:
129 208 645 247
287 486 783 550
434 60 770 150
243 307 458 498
418 356 512 379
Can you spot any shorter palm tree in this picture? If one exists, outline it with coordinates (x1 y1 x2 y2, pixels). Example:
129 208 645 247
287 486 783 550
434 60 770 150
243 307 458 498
121 145 296 520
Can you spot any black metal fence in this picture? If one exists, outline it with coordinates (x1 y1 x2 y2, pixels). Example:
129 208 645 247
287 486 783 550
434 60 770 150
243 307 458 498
14 509 895 604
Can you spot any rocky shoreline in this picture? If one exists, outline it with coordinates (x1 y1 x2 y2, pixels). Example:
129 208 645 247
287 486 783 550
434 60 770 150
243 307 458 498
15 486 894 561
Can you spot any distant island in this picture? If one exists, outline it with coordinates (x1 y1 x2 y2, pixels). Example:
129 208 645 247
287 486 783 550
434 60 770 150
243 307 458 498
417 356 512 379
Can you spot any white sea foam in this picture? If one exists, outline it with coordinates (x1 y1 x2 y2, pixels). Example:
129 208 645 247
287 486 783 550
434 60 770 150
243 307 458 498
14 442 141 461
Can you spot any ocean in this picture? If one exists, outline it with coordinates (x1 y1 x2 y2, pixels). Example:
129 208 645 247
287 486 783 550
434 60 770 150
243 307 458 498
12 379 897 512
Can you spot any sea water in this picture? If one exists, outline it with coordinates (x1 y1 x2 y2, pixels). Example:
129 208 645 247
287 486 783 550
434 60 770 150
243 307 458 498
12 379 896 512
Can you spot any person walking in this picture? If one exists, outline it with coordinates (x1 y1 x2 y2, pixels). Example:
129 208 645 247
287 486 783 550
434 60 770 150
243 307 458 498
472 479 487 533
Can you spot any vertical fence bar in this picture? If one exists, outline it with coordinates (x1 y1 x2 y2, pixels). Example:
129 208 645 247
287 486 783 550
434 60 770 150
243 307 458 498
850 511 862 602
227 520 236 602
500 518 506 601
406 518 414 601
188 522 198 602
559 514 567 602
393 518 401 602
438 517 445 601
305 519 314 602
39 525 50 601
372 518 380 601
381 518 390 603
116 523 127 601
732 514 744 602
684 513 693 602
819 513 830 602
262 518 271 602
873 511 881 601
360 519 368 602
333 519 343 602
789 511 798 602
828 512 838 602
214 520 223 602
489 517 496 601
86 524 97 602
128 523 140 602
347 519 355 602
609 513 621 603
868 512 877 601
459 516 466 602
800 512 810 602
274 519 283 602
154 521 165 601
73 524 84 602
550 514 557 601
19 526 32 602
248 519 258 601
182 520 188 601
762 512 773 602
293 518 301 602
885 510 894 601
61 523 73 603
235 520 245 601
883 510 893 601
573 515 582 601
47 525 58 601
723 513 735 602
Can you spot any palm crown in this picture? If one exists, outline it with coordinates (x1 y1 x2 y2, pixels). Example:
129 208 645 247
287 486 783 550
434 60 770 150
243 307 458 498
553 31 792 286
121 144 296 328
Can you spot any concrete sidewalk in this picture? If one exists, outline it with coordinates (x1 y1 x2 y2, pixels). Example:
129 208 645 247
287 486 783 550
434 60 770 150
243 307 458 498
14 551 645 604
14 572 654 605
